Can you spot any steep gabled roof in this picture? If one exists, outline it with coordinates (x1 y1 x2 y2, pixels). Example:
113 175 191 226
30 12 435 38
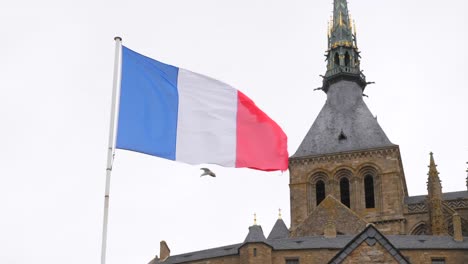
291 195 367 237
292 81 395 158
328 225 409 264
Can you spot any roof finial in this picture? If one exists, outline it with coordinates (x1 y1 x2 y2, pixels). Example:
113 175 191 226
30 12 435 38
278 208 282 219
253 213 257 225
428 152 438 174
427 152 442 199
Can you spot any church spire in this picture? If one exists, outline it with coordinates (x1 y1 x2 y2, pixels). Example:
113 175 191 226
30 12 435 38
323 0 366 93
329 0 353 48
427 152 443 199
426 152 447 235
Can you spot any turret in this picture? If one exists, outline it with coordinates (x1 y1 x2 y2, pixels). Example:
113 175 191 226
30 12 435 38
239 214 272 264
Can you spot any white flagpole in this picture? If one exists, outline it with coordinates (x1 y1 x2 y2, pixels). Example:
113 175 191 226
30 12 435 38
101 36 122 264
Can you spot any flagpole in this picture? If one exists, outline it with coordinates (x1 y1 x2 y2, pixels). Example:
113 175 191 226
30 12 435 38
101 36 122 264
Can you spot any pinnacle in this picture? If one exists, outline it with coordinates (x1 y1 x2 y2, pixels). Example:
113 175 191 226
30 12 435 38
330 0 354 46
428 152 439 173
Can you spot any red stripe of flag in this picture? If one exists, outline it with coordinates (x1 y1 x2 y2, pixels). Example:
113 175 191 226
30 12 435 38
235 91 288 171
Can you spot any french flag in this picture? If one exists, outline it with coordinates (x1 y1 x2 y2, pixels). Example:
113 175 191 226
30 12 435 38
116 46 288 171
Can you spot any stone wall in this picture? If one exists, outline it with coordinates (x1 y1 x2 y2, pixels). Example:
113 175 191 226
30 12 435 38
270 249 339 264
340 241 399 264
239 243 272 264
404 212 430 235
190 255 239 264
291 195 367 237
400 249 468 264
289 146 407 235
168 247 468 264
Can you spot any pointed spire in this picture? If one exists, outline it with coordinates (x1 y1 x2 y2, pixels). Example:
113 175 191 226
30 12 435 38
322 0 367 93
267 215 289 240
426 152 447 235
427 152 442 199
330 0 353 49
429 152 437 170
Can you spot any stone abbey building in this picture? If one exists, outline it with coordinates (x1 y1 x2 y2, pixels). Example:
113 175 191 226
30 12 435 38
150 1 468 263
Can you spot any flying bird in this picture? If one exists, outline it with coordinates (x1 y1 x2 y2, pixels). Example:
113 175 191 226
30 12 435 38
200 168 216 177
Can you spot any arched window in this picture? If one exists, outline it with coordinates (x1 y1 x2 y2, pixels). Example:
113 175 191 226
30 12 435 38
344 52 350 66
316 180 326 205
410 222 428 235
334 53 340 66
364 175 375 208
340 178 350 208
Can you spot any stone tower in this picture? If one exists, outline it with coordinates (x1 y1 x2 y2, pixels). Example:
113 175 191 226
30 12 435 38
289 0 408 236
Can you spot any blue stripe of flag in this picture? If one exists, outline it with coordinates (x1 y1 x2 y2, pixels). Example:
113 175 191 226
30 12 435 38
116 46 179 160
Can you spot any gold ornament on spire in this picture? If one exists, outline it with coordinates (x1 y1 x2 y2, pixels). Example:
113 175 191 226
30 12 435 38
278 208 282 219
253 213 257 225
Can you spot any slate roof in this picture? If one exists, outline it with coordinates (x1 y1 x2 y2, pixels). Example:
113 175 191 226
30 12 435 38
387 235 468 249
267 218 289 240
156 228 468 264
405 190 468 204
244 225 267 243
154 243 241 264
292 80 395 158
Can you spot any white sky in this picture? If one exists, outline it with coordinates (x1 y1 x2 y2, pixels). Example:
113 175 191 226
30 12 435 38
1 0 467 263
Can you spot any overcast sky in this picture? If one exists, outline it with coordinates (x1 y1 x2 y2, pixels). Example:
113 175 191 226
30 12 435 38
1 0 468 263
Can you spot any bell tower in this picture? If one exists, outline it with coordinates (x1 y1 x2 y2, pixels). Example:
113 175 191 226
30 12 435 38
289 0 409 236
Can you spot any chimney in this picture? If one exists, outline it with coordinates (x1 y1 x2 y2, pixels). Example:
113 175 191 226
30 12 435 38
453 213 463 242
160 240 171 261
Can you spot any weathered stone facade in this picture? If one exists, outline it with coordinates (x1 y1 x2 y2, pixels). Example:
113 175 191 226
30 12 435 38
400 250 468 264
291 195 367 237
289 146 408 235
